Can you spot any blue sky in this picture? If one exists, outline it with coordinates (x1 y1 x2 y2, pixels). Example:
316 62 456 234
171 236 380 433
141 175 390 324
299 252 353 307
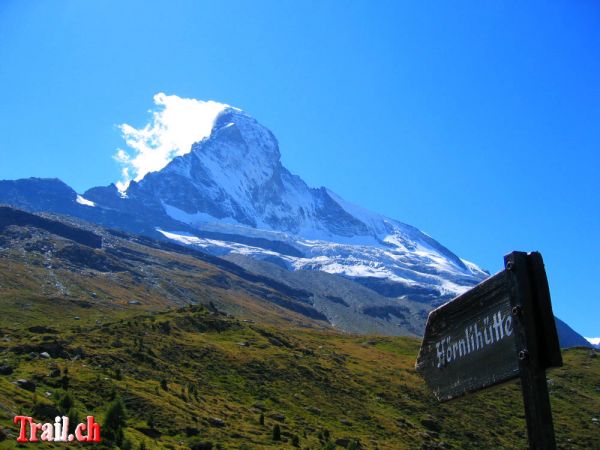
0 1 598 336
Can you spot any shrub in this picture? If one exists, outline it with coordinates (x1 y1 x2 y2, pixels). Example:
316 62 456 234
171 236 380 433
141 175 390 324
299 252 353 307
272 424 281 441
103 397 126 446
57 393 74 411
291 434 300 447
160 378 169 391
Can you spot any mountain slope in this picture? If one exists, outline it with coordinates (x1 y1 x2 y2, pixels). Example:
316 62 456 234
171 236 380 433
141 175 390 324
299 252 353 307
0 206 589 345
555 317 594 348
0 301 598 449
1 106 488 308
0 205 431 336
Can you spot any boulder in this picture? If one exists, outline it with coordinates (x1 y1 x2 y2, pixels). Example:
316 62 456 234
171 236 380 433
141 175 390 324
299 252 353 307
14 379 36 391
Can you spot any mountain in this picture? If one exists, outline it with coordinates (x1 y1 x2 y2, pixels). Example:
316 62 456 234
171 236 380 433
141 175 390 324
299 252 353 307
0 104 588 344
1 107 488 306
0 205 430 336
554 317 595 348
0 205 598 448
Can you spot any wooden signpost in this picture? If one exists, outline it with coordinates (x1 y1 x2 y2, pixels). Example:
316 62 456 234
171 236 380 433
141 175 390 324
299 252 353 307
416 251 562 449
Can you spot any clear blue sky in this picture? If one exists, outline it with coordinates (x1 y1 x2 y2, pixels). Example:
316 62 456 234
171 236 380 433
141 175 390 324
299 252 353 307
0 1 598 336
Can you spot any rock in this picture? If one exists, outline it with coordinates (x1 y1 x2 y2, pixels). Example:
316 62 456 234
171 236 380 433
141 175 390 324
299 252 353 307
338 438 363 448
396 418 413 428
128 300 141 305
49 368 60 377
268 337 284 347
32 403 60 421
269 413 285 422
189 442 213 450
229 432 244 439
421 418 442 433
73 316 80 320
40 352 51 359
340 419 352 426
185 427 200 437
592 417 598 425
28 326 57 334
208 418 225 428
14 379 36 391
307 406 321 415
0 365 13 375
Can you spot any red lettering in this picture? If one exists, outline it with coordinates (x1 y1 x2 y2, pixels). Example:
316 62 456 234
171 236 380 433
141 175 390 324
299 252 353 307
86 416 101 442
75 422 87 442
29 421 42 442
13 416 31 443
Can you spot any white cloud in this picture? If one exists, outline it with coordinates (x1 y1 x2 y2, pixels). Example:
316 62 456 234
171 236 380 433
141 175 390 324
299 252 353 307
585 337 600 345
114 92 229 192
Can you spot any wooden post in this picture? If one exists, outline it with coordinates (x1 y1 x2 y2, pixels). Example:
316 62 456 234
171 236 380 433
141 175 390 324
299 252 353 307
504 252 557 450
417 251 562 448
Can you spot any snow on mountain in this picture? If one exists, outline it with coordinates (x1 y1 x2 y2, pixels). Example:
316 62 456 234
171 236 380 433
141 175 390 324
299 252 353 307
99 104 489 300
76 195 96 207
4 100 591 341
586 337 600 349
0 103 485 303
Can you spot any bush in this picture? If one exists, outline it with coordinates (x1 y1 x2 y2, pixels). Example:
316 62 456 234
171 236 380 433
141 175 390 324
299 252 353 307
272 424 281 441
57 393 74 411
103 397 126 446
348 440 361 450
291 434 300 447
66 407 80 435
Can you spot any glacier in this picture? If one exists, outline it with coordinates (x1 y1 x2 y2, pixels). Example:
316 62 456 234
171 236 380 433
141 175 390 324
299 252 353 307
82 105 489 302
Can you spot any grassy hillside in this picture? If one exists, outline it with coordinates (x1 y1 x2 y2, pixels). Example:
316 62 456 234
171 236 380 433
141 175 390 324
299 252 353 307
0 303 598 449
0 208 598 449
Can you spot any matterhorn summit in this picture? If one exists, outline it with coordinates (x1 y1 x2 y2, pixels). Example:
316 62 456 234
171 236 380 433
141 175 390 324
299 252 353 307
0 98 489 317
79 103 488 303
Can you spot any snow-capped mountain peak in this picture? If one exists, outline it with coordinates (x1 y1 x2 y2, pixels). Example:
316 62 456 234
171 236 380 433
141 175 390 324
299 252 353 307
90 102 487 300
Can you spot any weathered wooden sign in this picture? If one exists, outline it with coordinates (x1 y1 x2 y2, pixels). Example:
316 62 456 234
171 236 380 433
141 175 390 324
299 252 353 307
416 251 562 449
415 269 520 400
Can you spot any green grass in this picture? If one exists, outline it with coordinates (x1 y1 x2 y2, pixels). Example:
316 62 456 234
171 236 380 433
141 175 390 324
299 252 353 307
0 221 598 449
0 304 598 449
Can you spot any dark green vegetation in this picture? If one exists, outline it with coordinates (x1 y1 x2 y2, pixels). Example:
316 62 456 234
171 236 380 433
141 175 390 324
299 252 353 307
0 305 598 449
0 208 598 448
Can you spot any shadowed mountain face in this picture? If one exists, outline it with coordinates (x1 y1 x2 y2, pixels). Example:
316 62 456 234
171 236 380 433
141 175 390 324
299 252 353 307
0 205 427 336
0 205 591 347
